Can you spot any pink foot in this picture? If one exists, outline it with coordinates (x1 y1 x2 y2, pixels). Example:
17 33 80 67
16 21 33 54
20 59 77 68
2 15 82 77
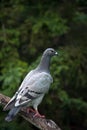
33 111 45 118
26 108 36 113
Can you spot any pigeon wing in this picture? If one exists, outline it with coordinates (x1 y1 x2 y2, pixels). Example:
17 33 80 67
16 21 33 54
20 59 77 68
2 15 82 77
14 72 53 107
4 70 35 110
3 95 16 111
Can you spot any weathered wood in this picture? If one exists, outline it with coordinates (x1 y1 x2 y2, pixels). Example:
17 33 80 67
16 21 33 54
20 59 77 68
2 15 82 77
0 93 61 130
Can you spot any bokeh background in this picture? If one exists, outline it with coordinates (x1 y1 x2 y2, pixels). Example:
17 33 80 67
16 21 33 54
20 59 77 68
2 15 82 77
0 0 87 130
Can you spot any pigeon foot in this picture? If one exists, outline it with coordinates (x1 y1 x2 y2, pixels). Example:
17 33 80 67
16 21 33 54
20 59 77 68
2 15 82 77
33 111 45 118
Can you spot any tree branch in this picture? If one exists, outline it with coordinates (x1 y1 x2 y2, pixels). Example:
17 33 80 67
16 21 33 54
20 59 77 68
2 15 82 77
0 93 61 130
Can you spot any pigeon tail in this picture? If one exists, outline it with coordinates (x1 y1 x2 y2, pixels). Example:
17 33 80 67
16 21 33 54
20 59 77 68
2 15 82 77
5 107 20 122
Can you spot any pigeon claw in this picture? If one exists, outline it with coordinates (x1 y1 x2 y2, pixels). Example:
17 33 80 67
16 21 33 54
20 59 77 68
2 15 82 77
33 111 45 118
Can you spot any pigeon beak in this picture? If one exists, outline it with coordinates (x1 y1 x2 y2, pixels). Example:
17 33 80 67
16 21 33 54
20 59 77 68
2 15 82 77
55 51 58 55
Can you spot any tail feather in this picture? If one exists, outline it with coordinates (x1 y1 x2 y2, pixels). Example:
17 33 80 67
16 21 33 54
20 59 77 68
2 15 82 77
5 107 20 122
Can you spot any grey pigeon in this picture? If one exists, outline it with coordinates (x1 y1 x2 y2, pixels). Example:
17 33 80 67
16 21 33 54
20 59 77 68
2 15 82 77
4 48 58 122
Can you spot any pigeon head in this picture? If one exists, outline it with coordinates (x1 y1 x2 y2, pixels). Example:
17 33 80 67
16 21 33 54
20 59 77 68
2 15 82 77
43 48 58 57
37 48 57 73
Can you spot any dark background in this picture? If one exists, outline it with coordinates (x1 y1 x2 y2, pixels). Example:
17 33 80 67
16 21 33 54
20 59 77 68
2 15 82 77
0 0 87 130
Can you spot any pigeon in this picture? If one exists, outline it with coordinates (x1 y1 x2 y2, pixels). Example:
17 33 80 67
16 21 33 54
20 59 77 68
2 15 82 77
4 48 58 122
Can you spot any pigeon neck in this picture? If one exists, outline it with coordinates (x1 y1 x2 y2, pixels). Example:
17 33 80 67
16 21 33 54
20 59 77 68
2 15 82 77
38 55 51 73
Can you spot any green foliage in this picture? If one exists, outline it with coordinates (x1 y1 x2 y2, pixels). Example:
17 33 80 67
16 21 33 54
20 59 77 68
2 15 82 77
73 11 87 25
0 59 28 96
52 46 87 129
32 11 69 36
0 0 87 130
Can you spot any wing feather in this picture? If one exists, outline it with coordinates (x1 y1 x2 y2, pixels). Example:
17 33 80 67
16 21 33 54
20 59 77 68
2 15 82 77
14 72 52 107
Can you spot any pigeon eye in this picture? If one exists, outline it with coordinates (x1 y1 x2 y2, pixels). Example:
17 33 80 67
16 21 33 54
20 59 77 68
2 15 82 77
50 50 54 53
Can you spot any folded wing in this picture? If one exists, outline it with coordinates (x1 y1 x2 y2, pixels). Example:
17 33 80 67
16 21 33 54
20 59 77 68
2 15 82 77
14 72 53 107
